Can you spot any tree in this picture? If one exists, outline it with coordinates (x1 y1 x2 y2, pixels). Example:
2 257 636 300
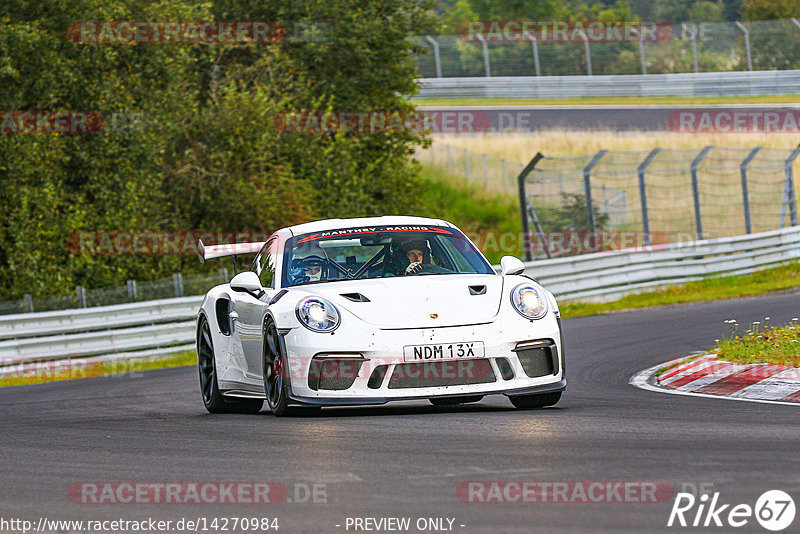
741 0 800 19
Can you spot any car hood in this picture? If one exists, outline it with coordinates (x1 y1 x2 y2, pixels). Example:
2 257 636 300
301 274 504 329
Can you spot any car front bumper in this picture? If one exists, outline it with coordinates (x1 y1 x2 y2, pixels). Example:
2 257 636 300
282 312 565 406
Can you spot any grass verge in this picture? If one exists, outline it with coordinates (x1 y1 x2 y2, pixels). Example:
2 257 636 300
414 95 800 107
0 350 196 388
715 319 800 367
561 262 800 319
413 163 521 265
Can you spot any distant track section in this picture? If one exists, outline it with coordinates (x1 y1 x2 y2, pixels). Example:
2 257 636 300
417 104 800 132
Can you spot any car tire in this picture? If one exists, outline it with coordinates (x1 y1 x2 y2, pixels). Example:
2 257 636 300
509 392 562 410
429 395 484 406
197 315 263 414
263 317 294 417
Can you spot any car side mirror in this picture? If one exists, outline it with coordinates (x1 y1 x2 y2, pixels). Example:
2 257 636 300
230 271 265 299
500 256 526 276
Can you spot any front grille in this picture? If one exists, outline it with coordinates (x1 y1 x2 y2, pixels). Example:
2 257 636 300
308 357 364 391
514 340 559 378
387 359 496 389
367 365 388 389
496 358 515 380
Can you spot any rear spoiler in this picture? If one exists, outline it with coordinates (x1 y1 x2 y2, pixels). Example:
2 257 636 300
197 239 266 264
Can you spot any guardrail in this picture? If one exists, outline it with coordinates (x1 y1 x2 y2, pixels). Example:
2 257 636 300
529 226 800 301
0 296 202 340
415 70 800 99
1 227 798 371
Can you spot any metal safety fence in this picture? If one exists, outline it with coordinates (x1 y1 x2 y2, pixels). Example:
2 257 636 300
416 19 800 78
0 270 231 316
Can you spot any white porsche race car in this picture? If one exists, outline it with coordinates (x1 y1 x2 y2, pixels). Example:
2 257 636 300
195 216 565 416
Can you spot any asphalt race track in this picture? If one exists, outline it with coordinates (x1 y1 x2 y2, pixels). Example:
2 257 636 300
419 104 800 132
2 291 799 533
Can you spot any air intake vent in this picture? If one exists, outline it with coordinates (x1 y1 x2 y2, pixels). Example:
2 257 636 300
469 285 487 295
340 293 370 302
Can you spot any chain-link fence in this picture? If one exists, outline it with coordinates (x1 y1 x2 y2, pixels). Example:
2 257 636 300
0 270 232 315
417 142 525 195
519 145 800 258
416 19 800 77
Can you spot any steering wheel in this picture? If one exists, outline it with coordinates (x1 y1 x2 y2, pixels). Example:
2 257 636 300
404 262 449 276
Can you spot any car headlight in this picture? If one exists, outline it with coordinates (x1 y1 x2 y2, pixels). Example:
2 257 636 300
296 297 340 332
510 284 549 320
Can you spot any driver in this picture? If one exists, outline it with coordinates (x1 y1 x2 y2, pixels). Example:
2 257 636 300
401 238 432 275
303 263 322 282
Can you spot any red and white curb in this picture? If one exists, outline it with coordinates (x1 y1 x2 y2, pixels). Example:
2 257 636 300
630 353 800 406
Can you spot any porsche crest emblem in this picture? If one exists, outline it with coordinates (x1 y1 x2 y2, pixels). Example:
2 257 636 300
429 313 438 319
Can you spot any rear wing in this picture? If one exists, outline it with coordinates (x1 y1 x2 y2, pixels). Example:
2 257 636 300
197 239 266 264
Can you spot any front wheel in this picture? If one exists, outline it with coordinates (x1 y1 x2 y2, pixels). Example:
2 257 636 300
509 392 562 410
263 318 293 416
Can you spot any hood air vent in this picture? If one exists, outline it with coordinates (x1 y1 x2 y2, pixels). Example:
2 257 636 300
469 285 487 295
340 292 370 302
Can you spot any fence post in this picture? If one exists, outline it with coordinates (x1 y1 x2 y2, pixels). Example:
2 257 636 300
501 159 508 186
76 286 87 308
446 145 453 173
424 36 442 78
127 279 137 301
583 150 607 239
682 24 700 73
637 148 660 246
781 145 800 227
23 294 34 313
475 33 491 77
735 22 753 71
524 32 541 76
690 146 713 240
464 149 470 181
219 268 230 283
173 273 184 298
632 28 647 74
518 153 547 261
576 29 592 75
740 146 762 234
482 154 489 188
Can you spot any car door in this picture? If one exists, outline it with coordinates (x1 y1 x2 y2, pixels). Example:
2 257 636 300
231 237 278 381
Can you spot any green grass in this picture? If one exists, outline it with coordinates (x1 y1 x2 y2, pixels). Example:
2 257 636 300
413 95 800 107
715 320 800 367
560 262 800 319
414 163 522 265
0 350 196 388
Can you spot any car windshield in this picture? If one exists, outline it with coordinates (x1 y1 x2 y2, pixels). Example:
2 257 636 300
282 225 495 287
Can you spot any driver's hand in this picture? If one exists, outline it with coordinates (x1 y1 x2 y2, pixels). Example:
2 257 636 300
405 262 422 275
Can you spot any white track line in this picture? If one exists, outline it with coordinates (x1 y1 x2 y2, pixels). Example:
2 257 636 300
629 362 800 408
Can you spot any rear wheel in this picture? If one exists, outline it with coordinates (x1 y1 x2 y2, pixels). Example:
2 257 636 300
509 392 561 410
429 395 484 406
197 316 263 414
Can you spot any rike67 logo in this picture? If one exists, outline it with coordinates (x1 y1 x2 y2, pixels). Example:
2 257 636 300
668 490 795 531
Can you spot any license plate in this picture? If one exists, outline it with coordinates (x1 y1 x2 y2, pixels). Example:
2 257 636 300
403 341 485 362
